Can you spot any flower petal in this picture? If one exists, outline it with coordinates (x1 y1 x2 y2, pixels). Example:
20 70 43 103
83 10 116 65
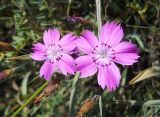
76 36 93 54
100 21 123 46
75 55 97 78
98 63 121 91
43 28 60 45
58 53 75 75
32 43 46 53
112 42 139 54
40 61 55 80
59 33 76 52
113 58 138 65
99 22 110 43
115 53 140 59
31 52 46 61
97 66 108 89
31 43 46 61
82 30 98 48
111 42 140 65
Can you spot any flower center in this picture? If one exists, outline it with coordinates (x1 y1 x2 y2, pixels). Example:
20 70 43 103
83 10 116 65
45 44 63 63
100 49 108 58
92 43 115 66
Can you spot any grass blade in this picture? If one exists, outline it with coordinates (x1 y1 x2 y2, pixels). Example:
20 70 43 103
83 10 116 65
69 72 80 117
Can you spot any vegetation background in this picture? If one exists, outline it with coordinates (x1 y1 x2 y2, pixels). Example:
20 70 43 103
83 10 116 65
0 0 160 117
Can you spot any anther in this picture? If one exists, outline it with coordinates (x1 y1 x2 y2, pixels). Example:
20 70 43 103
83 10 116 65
93 59 96 63
58 44 61 47
101 64 105 67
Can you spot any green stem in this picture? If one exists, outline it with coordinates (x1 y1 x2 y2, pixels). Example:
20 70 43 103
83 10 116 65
96 0 102 37
126 24 153 29
67 0 72 17
11 81 49 117
69 72 80 117
96 0 103 117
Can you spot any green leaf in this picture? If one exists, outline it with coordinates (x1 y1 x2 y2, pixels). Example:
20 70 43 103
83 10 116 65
69 72 80 117
126 34 144 50
143 100 160 106
12 36 26 50
129 66 160 85
21 72 31 96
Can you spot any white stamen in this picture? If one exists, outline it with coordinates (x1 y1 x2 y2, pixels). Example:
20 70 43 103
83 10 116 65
92 44 114 66
46 44 63 62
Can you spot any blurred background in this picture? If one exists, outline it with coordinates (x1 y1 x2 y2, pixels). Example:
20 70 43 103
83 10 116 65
0 0 160 117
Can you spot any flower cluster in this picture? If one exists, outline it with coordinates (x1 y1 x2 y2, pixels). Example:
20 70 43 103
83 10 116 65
31 21 139 91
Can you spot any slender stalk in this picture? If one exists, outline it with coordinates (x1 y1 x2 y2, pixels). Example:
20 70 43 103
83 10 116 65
96 0 102 37
67 0 72 17
69 72 80 117
96 0 103 117
11 81 49 117
126 24 154 29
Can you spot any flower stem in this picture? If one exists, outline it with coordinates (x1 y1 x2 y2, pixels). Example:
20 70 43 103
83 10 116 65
67 0 72 17
96 0 102 37
96 0 103 117
69 72 80 117
11 81 49 117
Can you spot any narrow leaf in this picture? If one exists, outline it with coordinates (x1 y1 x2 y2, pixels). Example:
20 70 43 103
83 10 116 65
21 72 31 96
129 66 160 85
0 41 15 51
69 72 80 117
9 54 31 60
143 100 160 107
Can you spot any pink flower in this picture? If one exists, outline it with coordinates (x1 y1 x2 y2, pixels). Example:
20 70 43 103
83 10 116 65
75 21 140 91
31 29 76 80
